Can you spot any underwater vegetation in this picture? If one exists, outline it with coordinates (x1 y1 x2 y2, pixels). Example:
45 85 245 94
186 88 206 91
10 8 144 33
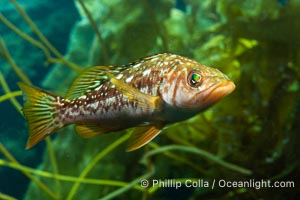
0 0 299 199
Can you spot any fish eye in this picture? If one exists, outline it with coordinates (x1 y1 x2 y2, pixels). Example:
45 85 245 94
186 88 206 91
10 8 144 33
187 71 202 87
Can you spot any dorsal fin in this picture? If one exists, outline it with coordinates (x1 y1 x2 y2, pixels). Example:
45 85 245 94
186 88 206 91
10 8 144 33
66 66 118 99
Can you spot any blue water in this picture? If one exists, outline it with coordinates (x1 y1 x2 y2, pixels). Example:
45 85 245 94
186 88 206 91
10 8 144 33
0 0 79 198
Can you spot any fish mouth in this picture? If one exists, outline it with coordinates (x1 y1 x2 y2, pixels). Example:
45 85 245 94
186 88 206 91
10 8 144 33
200 80 236 107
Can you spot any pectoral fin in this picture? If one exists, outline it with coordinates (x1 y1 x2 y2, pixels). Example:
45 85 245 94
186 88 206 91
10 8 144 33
105 71 161 111
75 124 113 138
126 125 164 152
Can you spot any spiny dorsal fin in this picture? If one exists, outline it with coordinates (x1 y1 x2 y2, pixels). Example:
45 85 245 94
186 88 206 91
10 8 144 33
105 71 162 111
66 66 119 99
75 124 114 138
126 125 164 152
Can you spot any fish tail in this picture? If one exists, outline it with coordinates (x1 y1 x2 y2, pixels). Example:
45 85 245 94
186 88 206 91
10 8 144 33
18 82 64 149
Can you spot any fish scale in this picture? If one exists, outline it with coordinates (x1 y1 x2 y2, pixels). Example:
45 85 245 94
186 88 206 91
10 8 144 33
18 53 235 151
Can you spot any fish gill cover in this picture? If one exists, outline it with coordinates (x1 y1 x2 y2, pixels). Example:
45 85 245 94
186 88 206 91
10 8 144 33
0 0 299 200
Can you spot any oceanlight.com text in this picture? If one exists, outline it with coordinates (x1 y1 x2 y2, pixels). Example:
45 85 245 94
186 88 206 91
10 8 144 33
140 179 295 190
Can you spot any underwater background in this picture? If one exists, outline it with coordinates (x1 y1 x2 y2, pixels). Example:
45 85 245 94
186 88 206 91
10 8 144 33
0 0 299 199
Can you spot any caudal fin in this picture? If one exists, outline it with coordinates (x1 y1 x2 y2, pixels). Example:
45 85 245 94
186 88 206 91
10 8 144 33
18 82 64 149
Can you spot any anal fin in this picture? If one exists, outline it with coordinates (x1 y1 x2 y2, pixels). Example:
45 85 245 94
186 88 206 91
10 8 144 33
126 125 164 152
75 124 113 138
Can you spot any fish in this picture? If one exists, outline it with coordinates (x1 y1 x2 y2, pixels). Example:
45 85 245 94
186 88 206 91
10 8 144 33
18 53 235 151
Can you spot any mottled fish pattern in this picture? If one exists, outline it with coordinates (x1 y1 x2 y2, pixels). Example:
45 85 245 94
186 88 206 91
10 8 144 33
18 53 235 151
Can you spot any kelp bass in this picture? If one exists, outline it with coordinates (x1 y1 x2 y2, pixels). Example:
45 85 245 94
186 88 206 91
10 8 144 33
18 53 235 151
